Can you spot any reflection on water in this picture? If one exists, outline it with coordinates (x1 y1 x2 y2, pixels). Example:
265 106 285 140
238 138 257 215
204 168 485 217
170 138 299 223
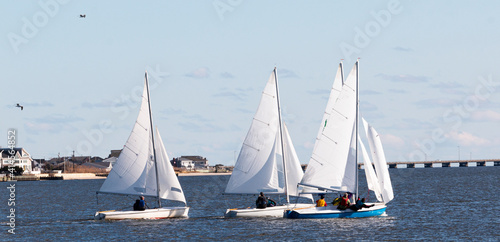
1 167 498 240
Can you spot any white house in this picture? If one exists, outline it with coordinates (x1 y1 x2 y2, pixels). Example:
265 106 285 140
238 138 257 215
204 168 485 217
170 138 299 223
0 148 33 173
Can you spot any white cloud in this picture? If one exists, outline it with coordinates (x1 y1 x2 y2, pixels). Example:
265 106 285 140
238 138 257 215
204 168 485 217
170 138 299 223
186 67 210 78
376 74 429 83
470 110 500 122
381 134 405 149
445 131 489 146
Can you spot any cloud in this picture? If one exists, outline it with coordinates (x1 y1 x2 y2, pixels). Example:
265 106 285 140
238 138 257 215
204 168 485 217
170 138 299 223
220 72 235 78
470 110 500 122
213 87 251 101
5 101 54 109
25 114 83 134
376 73 429 83
81 100 115 108
415 98 457 108
388 89 408 94
361 90 381 95
186 67 210 79
381 134 405 149
393 46 413 52
445 131 489 146
278 68 299 78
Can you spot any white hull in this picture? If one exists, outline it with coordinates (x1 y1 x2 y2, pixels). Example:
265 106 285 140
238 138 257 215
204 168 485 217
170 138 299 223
224 203 314 218
95 207 189 220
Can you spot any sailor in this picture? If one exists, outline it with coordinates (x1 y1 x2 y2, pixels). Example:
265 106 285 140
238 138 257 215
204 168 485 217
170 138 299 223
316 194 327 207
134 196 148 211
350 198 374 211
337 193 351 210
256 192 268 209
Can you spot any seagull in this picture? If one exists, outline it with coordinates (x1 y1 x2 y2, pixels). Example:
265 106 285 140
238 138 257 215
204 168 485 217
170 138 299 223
80 14 86 18
15 103 23 110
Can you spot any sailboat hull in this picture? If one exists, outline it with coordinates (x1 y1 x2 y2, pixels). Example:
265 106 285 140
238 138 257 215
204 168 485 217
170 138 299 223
225 203 314 218
284 203 386 219
94 207 189 220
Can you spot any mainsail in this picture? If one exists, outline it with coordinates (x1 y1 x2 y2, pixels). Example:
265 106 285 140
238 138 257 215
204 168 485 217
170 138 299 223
225 70 283 194
300 62 358 193
98 79 157 197
98 75 186 204
225 69 308 198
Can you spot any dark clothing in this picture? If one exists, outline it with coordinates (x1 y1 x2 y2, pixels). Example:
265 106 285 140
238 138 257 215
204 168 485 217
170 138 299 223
256 195 268 209
349 199 373 211
134 199 147 211
267 198 277 207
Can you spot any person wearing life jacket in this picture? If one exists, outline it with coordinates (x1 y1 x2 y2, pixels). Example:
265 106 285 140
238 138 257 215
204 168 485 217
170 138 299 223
337 193 351 210
331 194 342 206
256 192 268 209
267 197 277 207
316 194 327 207
134 196 148 211
350 198 374 211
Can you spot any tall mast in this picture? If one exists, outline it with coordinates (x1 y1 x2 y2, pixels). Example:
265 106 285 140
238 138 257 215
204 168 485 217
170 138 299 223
355 60 359 201
340 61 344 84
145 71 162 208
274 67 290 204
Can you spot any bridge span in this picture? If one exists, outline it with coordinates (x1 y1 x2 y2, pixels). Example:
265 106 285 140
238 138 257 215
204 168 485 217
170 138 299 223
358 159 500 169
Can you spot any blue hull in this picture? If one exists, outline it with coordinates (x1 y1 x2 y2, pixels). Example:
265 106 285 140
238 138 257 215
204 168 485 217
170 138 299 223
284 207 386 219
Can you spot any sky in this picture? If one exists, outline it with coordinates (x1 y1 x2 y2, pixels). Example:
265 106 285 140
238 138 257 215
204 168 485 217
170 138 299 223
2 0 500 166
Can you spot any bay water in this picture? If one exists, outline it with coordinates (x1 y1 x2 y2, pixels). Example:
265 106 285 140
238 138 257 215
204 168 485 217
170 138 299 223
1 167 498 241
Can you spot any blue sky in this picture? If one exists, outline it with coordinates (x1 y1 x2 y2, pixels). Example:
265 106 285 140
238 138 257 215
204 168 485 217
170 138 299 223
2 1 500 165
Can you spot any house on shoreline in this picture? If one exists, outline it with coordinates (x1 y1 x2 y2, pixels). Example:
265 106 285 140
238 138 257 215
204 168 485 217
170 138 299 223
0 148 33 173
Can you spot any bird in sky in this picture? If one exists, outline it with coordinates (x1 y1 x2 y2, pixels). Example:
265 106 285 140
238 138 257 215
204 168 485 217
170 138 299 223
80 14 86 18
15 103 23 110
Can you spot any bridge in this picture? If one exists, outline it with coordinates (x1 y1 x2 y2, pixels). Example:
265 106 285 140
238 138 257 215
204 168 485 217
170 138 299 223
358 159 500 169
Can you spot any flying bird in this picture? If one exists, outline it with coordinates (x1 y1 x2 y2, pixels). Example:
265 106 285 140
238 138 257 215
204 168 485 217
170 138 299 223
80 14 86 18
15 103 23 110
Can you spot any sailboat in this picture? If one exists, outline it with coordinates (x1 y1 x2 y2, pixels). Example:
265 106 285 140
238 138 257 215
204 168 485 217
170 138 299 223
284 61 393 219
224 68 314 217
94 72 189 220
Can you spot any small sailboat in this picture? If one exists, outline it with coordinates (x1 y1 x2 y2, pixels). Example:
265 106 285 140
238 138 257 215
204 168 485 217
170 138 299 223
94 72 189 220
224 68 313 217
284 61 393 219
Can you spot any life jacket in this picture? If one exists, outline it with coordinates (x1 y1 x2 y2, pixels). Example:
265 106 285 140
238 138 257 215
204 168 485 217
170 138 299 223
338 197 350 209
332 197 341 206
316 199 326 207
267 199 276 207
138 200 146 210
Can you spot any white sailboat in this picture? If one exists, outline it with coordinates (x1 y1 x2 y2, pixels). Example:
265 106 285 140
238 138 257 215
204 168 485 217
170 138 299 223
94 72 189 220
285 61 393 219
224 68 313 217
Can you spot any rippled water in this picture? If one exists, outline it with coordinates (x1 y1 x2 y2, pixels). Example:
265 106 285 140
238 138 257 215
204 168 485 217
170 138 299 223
1 167 499 241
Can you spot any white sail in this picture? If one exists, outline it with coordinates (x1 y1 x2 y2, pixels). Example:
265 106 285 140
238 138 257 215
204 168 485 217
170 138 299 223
359 135 383 201
362 118 394 203
225 70 283 194
154 128 186 204
98 79 157 197
301 63 358 193
315 63 344 141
